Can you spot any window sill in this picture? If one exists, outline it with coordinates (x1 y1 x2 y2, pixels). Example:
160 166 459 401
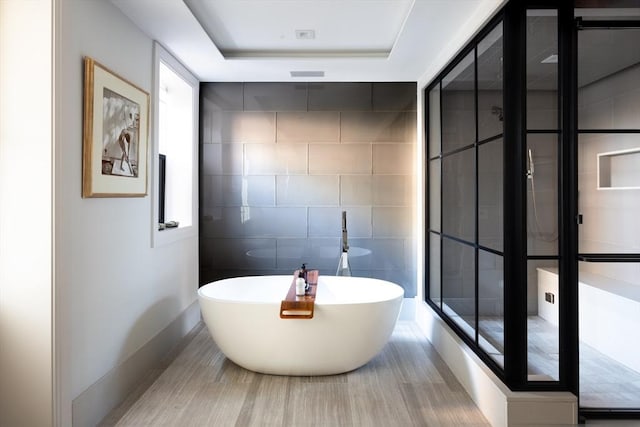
152 223 197 247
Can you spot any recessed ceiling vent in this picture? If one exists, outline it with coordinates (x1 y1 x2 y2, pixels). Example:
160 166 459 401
541 54 558 64
183 0 413 59
295 29 315 40
290 71 325 78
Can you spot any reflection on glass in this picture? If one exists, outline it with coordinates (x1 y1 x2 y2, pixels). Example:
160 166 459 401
443 149 475 242
526 10 558 130
429 85 441 157
429 232 441 306
442 238 476 335
429 159 441 232
578 134 640 254
479 139 503 252
478 250 504 367
478 22 504 141
576 16 640 409
579 263 640 408
578 28 640 131
527 134 558 256
527 260 559 381
442 51 475 153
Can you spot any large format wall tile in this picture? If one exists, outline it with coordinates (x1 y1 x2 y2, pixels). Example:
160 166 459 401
201 83 243 112
200 82 417 296
276 111 340 142
201 175 276 207
218 112 276 143
244 83 308 112
201 238 277 270
372 207 413 238
276 175 340 206
373 144 414 174
348 238 405 270
340 175 373 205
308 144 371 174
202 206 308 238
372 175 413 206
527 91 558 130
202 143 243 175
341 111 415 142
308 83 372 111
275 237 341 270
308 207 372 238
372 83 417 111
245 143 308 175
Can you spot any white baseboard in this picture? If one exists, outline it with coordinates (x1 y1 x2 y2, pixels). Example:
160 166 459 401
72 301 201 427
414 299 577 427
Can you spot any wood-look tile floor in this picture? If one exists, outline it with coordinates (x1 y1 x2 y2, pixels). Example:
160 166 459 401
478 315 640 409
100 321 490 426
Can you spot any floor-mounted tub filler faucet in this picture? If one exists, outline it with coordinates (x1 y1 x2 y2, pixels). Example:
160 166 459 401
336 211 352 276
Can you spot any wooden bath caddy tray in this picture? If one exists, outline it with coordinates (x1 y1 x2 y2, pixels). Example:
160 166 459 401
279 269 319 319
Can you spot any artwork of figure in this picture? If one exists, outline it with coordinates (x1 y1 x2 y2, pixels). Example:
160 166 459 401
102 88 140 177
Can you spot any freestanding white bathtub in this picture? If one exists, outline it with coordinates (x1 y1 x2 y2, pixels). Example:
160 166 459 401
198 275 404 376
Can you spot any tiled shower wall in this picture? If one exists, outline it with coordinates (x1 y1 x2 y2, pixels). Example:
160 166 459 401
199 82 417 296
578 63 640 285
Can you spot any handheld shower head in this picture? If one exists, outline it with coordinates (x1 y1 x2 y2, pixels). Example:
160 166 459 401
527 148 535 179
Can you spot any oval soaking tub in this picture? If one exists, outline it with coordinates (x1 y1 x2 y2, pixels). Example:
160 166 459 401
198 275 404 376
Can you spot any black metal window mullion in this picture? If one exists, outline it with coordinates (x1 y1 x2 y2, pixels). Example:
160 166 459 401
424 6 521 387
474 45 480 346
503 0 528 389
441 142 476 158
478 133 504 146
425 87 431 303
439 81 444 311
578 129 640 133
578 254 640 262
558 1 579 397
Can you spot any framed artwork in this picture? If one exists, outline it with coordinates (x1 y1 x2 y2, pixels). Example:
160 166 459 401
82 56 149 197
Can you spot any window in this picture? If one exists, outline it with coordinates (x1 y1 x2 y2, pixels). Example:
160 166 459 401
426 17 505 372
152 43 199 246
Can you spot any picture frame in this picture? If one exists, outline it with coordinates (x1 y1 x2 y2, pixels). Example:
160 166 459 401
82 56 150 197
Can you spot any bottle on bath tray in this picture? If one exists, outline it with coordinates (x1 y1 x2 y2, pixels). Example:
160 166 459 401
296 271 306 296
300 263 309 292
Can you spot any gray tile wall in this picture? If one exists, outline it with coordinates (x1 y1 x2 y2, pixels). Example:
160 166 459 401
525 90 559 315
578 64 640 284
200 82 417 296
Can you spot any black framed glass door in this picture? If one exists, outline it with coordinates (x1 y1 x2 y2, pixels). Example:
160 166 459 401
575 12 640 415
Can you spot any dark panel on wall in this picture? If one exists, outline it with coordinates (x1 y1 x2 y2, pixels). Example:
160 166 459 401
244 83 308 111
373 82 417 111
201 83 243 111
308 83 372 111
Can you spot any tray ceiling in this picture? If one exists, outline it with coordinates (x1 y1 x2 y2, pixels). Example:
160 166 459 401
110 0 505 81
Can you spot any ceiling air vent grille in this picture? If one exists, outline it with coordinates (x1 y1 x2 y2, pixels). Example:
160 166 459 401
290 71 325 78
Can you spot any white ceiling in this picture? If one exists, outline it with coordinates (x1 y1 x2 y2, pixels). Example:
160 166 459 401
111 0 505 82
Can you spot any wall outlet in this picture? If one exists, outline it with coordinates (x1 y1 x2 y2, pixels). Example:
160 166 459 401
545 292 555 304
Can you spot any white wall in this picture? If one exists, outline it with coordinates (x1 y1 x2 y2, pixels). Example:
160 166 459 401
0 1 54 426
55 0 199 423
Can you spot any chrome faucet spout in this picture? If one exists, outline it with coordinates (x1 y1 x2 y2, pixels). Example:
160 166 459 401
337 211 352 276
341 210 349 253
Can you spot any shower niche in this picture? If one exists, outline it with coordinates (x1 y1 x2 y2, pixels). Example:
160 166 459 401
597 147 640 190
